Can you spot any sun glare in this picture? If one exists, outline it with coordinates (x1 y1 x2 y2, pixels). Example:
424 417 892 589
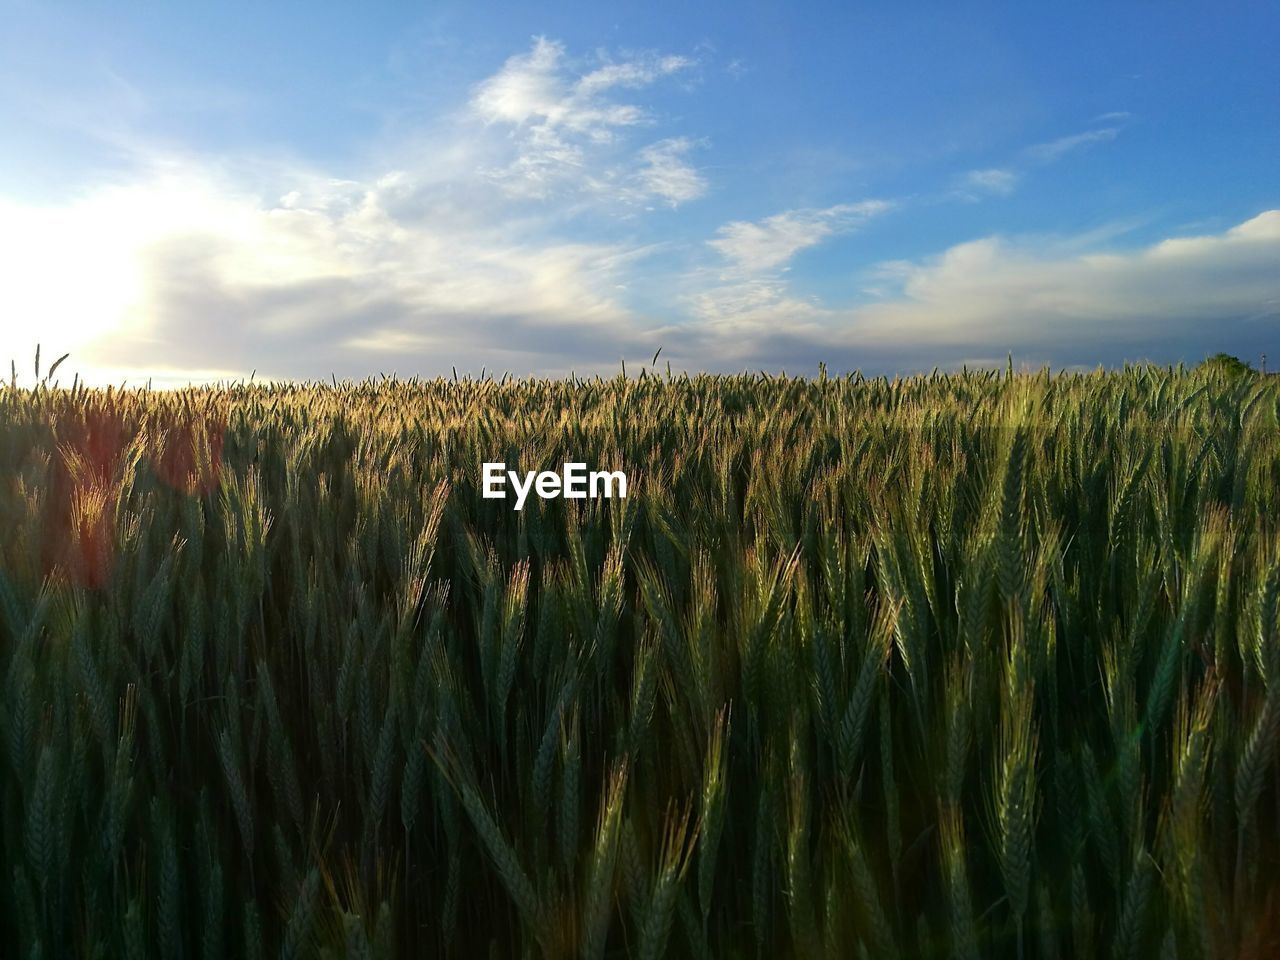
0 195 143 373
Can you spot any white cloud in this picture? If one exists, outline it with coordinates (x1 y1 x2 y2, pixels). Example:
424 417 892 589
0 152 659 384
470 37 697 203
860 210 1280 344
5 145 1276 380
961 168 1018 196
576 54 694 97
709 201 891 273
3 31 1273 383
471 37 664 134
684 201 893 345
0 37 710 383
1025 127 1121 163
685 210 1280 370
633 138 706 207
955 121 1128 203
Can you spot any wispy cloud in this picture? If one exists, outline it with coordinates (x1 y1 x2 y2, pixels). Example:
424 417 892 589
959 167 1018 197
1025 126 1121 163
633 137 706 207
857 210 1280 350
709 201 891 274
5 142 1276 380
686 201 893 339
0 35 715 383
469 37 699 204
0 157 658 383
957 118 1129 200
2 29 1272 384
685 210 1280 371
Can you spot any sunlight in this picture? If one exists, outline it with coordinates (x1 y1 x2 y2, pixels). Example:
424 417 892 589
0 195 142 373
0 171 361 383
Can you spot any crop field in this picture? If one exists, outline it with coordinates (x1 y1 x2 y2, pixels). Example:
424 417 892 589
1 366 1279 958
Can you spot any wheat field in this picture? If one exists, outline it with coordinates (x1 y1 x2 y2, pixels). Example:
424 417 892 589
1 364 1278 958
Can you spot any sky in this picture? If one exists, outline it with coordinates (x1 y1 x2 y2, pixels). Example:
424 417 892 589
1 1 1277 384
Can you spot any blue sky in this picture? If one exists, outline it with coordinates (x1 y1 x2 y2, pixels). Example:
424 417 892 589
2 1 1277 383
